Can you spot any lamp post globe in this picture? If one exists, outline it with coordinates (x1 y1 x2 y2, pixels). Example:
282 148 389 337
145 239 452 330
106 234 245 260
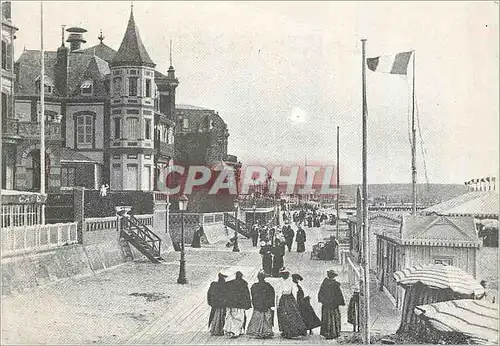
177 194 188 284
232 198 240 252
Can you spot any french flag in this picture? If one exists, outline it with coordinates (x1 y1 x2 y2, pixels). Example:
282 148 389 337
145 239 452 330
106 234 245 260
367 51 413 75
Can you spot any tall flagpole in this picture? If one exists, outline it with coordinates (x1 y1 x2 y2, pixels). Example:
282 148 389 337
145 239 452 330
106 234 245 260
40 2 46 224
361 38 371 345
336 126 340 240
411 51 417 215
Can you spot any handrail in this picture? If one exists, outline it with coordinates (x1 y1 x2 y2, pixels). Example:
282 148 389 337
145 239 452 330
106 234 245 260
121 215 161 256
129 215 161 242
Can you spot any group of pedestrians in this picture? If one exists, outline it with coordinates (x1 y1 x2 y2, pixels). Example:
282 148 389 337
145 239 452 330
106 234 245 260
207 269 346 340
293 209 331 228
256 224 307 277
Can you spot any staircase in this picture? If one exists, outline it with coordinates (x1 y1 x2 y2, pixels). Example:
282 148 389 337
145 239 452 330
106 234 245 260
120 214 163 263
224 213 250 238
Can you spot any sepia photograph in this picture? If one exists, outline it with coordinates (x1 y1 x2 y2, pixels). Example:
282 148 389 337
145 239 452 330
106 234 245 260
0 1 498 345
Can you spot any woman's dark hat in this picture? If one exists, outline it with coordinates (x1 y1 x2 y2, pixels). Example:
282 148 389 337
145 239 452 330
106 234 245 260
292 273 303 281
327 269 338 277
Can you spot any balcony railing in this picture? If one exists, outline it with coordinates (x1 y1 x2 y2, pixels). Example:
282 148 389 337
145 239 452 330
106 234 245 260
3 118 62 140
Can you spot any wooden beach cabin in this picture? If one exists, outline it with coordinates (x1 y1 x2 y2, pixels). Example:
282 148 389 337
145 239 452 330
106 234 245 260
374 215 480 309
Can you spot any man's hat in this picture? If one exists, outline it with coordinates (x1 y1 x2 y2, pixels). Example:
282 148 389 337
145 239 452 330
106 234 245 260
292 273 304 281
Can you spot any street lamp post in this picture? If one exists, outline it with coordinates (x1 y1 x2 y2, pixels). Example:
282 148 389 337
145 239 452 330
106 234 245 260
177 194 188 284
232 198 240 252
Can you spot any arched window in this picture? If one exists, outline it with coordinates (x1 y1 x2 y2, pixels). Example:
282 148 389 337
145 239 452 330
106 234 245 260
74 112 95 149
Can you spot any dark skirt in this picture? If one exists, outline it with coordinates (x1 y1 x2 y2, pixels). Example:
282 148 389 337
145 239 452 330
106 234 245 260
246 309 274 339
320 305 341 339
192 233 201 248
262 254 272 274
209 307 226 336
273 254 284 274
277 294 307 338
298 297 321 330
297 241 306 253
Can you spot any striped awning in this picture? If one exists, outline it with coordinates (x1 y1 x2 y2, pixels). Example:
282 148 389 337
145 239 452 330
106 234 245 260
393 263 485 297
80 80 93 88
415 299 498 345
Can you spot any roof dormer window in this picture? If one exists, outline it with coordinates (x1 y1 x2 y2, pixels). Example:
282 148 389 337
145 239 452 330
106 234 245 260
81 80 93 96
35 76 54 95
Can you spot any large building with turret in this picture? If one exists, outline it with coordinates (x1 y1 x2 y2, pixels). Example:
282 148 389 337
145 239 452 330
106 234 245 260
3 6 237 197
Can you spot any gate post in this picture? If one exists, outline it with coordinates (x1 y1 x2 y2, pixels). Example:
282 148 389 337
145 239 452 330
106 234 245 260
73 187 85 243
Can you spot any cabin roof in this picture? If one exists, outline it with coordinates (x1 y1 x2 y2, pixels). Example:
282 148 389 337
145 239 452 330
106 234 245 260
423 191 498 218
400 215 480 248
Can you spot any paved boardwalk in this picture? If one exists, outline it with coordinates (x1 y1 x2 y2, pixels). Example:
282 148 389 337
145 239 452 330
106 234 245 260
2 225 399 344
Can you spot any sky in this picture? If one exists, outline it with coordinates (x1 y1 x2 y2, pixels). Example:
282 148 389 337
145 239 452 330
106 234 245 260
11 1 499 184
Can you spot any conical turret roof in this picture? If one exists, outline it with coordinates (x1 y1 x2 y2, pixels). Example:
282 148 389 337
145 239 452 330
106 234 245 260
111 9 155 68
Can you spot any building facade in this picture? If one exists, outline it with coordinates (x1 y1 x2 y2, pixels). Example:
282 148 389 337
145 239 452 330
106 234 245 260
6 8 177 192
1 1 18 190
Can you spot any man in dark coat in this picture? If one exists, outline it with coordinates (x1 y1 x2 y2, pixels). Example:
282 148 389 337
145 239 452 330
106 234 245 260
271 238 286 276
224 271 252 337
269 227 276 246
251 224 259 247
296 227 306 253
207 272 229 335
318 270 345 339
283 225 295 252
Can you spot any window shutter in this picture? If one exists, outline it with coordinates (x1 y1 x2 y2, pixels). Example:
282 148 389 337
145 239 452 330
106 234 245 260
6 42 13 71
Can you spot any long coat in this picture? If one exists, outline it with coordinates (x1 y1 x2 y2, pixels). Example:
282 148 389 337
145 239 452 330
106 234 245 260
283 226 295 251
207 280 228 326
260 245 273 274
192 226 204 248
318 278 345 339
318 278 345 308
251 281 275 312
226 278 252 310
296 228 306 253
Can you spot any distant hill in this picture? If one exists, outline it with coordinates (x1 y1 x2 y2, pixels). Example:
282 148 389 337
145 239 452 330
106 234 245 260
337 183 468 205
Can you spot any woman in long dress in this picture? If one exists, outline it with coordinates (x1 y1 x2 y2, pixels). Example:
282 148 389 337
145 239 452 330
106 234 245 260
296 227 306 253
292 274 321 335
272 235 286 276
207 272 228 335
318 270 345 339
247 272 275 339
276 271 307 338
191 225 204 248
224 271 251 338
259 241 273 275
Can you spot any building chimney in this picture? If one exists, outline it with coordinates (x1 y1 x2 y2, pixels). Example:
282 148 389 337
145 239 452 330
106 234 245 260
54 25 69 96
2 1 11 21
66 27 87 52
